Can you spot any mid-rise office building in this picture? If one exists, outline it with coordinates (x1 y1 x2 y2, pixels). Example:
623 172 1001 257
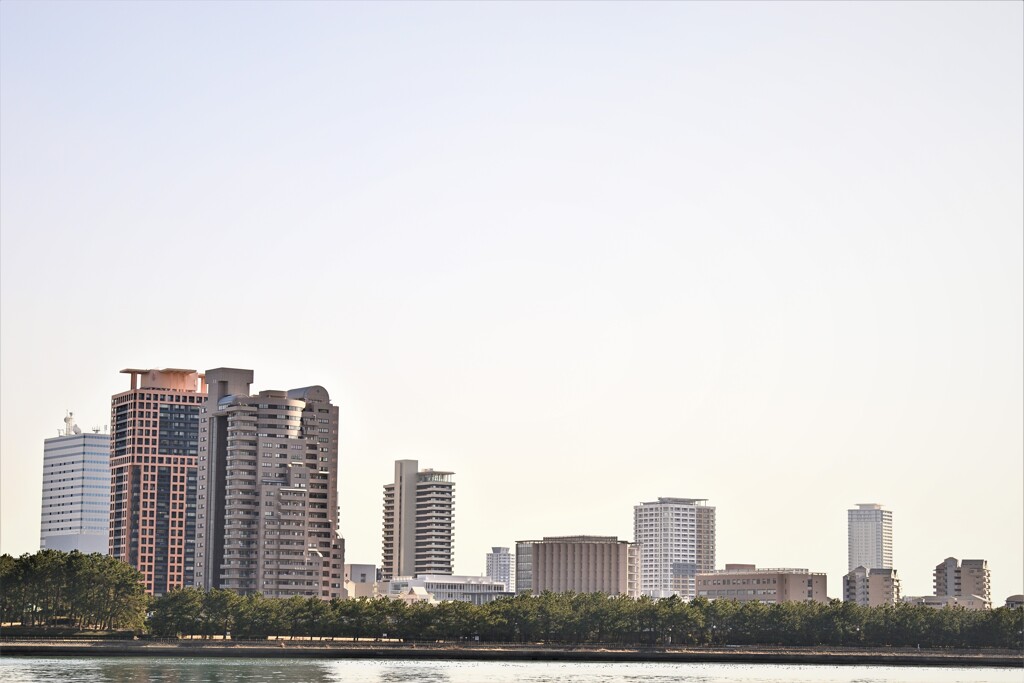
934 557 991 608
847 503 892 571
634 497 715 599
109 368 205 595
515 536 639 597
40 414 110 554
381 460 455 580
843 566 900 606
195 368 345 599
486 546 515 593
697 564 828 604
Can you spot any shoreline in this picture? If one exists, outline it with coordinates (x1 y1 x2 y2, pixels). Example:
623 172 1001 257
1 640 1021 668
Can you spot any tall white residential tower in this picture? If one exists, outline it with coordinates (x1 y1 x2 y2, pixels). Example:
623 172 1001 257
847 503 893 571
633 497 716 599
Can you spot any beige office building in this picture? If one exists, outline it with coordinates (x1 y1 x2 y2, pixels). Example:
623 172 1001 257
381 460 455 580
934 557 991 608
517 536 639 597
697 564 828 604
844 566 900 606
194 368 345 599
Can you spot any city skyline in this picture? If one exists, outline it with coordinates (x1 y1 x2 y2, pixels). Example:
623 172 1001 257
2 2 1022 604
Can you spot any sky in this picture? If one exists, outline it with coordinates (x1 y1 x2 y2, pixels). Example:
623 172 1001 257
1 2 1021 603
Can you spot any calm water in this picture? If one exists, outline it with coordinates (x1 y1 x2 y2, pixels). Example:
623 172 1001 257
0 658 1020 683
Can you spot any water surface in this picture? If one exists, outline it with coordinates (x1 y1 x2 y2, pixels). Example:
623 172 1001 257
0 657 1019 683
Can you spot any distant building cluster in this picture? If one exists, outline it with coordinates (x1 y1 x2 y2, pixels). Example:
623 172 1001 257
35 366 1015 609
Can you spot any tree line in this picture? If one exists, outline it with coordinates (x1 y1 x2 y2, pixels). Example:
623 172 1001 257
0 550 147 631
149 588 1022 649
3 551 1022 649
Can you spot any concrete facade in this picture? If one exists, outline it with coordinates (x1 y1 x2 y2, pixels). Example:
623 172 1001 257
109 368 205 595
934 557 991 608
381 460 455 580
848 503 893 572
486 546 515 594
40 415 109 554
345 563 379 599
194 368 344 599
843 566 901 606
516 536 639 597
697 564 828 604
634 497 715 599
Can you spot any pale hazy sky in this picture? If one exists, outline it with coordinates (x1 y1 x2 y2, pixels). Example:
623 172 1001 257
1 2 1021 602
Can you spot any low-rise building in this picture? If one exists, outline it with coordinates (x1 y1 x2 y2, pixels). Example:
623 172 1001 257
696 564 828 604
382 575 511 605
344 564 379 599
1004 595 1023 609
903 594 991 610
844 566 900 606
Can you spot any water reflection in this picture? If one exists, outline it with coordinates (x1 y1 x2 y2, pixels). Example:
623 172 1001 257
374 662 450 683
1 658 1019 683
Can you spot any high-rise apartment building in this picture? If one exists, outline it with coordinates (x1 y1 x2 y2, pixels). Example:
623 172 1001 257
195 368 344 599
109 368 205 595
381 460 455 580
515 536 639 597
847 503 893 571
934 557 991 608
486 546 515 592
634 497 716 599
40 414 110 554
844 566 900 606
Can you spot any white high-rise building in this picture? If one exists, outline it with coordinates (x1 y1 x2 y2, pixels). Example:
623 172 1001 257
486 546 515 593
40 414 110 554
634 497 716 599
847 503 893 571
381 460 455 580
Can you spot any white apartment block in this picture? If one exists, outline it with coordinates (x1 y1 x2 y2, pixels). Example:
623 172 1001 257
848 503 893 571
40 415 110 554
486 546 515 593
634 497 715 599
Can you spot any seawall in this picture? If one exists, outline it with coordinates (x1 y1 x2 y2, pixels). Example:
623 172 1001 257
1 640 1021 668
